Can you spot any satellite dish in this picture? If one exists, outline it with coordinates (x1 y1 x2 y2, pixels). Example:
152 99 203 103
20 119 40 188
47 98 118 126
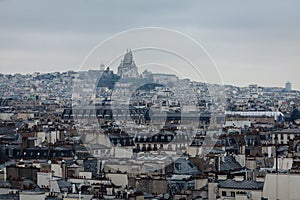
48 160 52 165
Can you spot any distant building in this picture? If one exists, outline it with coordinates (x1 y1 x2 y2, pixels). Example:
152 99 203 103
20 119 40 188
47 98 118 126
152 73 178 87
99 63 105 71
225 111 285 123
97 67 120 89
117 49 139 78
285 81 292 91
218 179 264 199
263 173 300 200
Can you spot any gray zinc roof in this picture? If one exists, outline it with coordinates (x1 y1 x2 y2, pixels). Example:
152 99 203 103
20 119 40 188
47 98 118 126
219 179 264 190
220 156 242 172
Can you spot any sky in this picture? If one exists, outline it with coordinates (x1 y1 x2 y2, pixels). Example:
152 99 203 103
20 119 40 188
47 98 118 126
0 0 300 89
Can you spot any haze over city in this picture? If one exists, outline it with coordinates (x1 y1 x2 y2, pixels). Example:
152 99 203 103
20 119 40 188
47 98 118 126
2 1 300 200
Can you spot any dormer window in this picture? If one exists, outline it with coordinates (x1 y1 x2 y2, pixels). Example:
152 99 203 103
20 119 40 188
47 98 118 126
175 163 181 170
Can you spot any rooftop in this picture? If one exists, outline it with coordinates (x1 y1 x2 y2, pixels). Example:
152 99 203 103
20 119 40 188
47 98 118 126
219 179 264 190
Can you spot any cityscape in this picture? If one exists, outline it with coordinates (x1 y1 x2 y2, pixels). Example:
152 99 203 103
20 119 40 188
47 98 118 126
1 49 300 200
1 1 300 200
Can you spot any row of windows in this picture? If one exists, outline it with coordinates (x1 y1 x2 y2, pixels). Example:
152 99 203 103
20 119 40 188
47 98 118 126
136 135 174 142
7 149 74 158
221 191 235 197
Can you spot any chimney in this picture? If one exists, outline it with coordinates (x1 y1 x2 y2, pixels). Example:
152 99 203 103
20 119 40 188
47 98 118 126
61 160 66 180
233 176 244 181
72 184 76 193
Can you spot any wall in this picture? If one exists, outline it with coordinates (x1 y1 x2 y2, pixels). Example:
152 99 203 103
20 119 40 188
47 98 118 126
106 173 128 187
136 177 168 195
208 182 218 200
0 113 13 120
51 163 63 177
263 173 300 200
37 172 52 188
195 178 208 190
19 192 46 200
219 188 262 200
272 157 293 170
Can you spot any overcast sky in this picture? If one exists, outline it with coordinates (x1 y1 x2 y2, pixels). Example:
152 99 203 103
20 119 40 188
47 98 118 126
0 0 300 89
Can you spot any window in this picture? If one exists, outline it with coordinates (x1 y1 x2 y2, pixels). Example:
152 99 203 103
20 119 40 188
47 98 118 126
188 162 194 168
142 144 146 151
231 192 235 197
296 144 300 152
175 163 181 170
222 191 226 196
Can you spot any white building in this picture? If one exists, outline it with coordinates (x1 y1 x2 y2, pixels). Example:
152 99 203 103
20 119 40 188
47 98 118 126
285 81 292 91
263 173 300 200
117 50 139 78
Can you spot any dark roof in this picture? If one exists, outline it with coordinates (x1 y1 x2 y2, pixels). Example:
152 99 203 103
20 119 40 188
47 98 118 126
5 146 75 159
291 109 300 120
22 148 48 159
0 180 13 188
174 158 200 175
220 156 242 172
0 146 10 161
135 132 175 144
219 179 264 190
272 129 300 134
50 147 74 158
0 194 19 200
57 179 72 189
23 178 40 190
73 145 89 152
109 134 134 147
45 197 63 200
84 159 98 176
0 126 15 135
